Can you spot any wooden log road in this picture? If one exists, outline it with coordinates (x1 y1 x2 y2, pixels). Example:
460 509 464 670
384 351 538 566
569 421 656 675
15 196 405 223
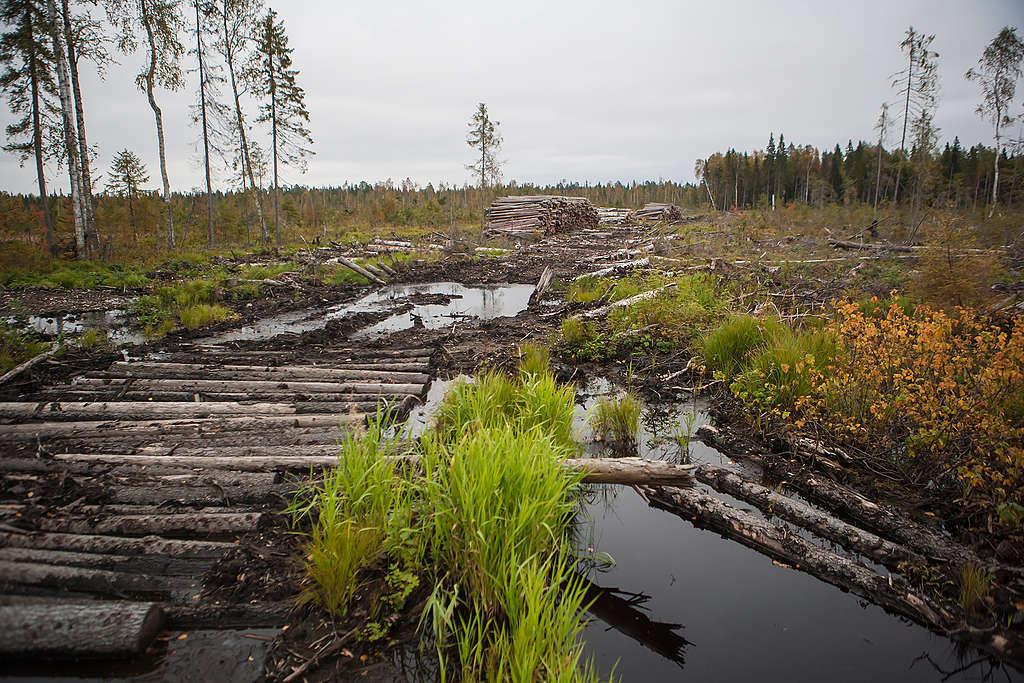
0 343 434 660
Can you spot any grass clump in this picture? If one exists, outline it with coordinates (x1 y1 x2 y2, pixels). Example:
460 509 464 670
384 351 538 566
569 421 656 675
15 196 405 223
289 372 606 681
730 323 835 414
179 303 234 329
517 341 551 379
77 328 111 351
957 563 991 615
591 393 642 453
0 323 50 373
702 314 778 380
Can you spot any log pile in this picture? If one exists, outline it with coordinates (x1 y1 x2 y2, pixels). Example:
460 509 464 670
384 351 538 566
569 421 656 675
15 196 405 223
595 207 634 226
635 203 684 223
485 196 599 237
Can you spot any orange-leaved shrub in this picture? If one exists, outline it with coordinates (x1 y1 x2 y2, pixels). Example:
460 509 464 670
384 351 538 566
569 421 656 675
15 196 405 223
795 295 1024 508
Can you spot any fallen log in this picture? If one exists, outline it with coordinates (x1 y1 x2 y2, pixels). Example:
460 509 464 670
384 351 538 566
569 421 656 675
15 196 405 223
827 238 914 253
0 348 56 387
0 602 164 659
165 601 292 629
0 547 213 576
0 401 367 421
0 531 235 558
0 413 363 441
580 282 677 319
0 560 192 598
39 389 395 406
642 484 954 631
99 361 430 384
71 377 425 396
693 462 911 570
573 258 650 282
336 257 385 285
30 511 264 537
361 263 389 281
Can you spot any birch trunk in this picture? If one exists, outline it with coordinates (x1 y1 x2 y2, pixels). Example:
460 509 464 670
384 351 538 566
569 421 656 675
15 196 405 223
990 122 1000 219
271 71 279 246
62 0 97 257
195 0 214 248
140 0 175 250
47 0 85 258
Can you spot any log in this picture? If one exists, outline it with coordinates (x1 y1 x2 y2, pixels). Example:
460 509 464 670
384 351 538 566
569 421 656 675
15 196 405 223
0 547 213 576
72 377 425 396
39 389 395 405
99 361 430 384
827 238 914 253
0 348 55 386
692 462 910 570
573 258 650 282
337 256 385 285
0 413 364 441
565 457 694 485
0 401 365 421
642 484 954 631
361 263 389 280
528 266 553 305
166 601 292 629
31 511 264 537
0 601 164 659
580 282 677 319
376 261 398 277
106 482 287 505
0 560 192 598
0 531 235 558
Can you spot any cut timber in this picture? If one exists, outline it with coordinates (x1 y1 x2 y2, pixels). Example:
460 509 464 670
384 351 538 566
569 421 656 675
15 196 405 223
376 262 398 277
0 560 192 598
581 282 677 319
100 362 430 384
0 547 213 576
72 377 425 396
337 257 385 285
166 601 292 629
0 401 377 421
52 454 695 484
136 444 343 457
361 263 388 280
528 266 553 305
31 511 263 537
827 238 914 253
0 531 235 558
693 463 910 570
643 484 954 631
0 602 164 659
0 414 363 441
41 390 395 406
106 482 287 505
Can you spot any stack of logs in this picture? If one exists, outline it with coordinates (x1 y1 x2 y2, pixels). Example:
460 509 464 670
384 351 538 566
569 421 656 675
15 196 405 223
635 203 684 223
485 196 599 237
595 207 635 226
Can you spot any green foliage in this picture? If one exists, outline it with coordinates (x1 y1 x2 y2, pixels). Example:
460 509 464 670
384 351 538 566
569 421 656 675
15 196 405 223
567 277 612 304
179 303 234 329
0 322 49 373
702 314 777 380
77 329 111 351
590 393 642 452
517 341 551 379
1 259 150 290
560 317 609 362
731 323 835 413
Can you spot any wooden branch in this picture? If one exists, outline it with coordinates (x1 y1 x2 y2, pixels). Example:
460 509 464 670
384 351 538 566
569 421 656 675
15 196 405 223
0 348 55 387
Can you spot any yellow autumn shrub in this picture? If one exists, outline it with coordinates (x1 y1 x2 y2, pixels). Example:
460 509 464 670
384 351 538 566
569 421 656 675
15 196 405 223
796 295 1024 508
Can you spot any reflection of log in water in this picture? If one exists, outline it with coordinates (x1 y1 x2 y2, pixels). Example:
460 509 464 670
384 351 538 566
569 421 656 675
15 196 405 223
579 574 690 667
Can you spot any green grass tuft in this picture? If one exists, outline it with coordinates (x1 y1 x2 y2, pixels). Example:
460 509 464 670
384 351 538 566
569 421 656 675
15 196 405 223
591 393 642 452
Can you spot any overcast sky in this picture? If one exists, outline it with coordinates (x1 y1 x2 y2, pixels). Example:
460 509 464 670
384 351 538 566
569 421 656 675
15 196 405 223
1 0 1022 195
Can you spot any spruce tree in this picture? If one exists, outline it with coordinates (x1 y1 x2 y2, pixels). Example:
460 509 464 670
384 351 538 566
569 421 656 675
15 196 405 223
254 8 312 247
466 102 502 228
105 147 148 232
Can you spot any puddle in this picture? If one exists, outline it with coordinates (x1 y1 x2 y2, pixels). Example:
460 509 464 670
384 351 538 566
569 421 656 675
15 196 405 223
13 309 145 346
201 282 535 344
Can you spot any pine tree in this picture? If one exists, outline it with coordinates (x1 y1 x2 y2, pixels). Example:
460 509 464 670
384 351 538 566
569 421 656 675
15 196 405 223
0 0 58 255
966 26 1024 217
466 102 502 228
254 8 312 247
105 147 148 232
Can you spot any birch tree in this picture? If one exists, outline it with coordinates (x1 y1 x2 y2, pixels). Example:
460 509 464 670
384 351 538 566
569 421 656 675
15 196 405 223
106 0 183 249
966 26 1024 217
254 8 312 247
0 0 58 255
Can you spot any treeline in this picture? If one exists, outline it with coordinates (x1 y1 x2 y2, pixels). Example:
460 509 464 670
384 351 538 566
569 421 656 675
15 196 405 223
698 135 1024 212
0 0 311 260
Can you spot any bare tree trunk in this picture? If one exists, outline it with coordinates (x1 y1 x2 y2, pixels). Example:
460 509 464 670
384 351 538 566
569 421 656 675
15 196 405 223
220 3 265 244
271 76 279 247
140 0 175 250
62 0 97 257
990 120 1000 219
195 0 214 248
47 0 85 258
27 9 56 257
873 143 884 218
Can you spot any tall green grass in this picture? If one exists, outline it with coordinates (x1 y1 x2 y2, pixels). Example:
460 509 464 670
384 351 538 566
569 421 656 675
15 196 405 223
288 373 606 681
590 393 642 453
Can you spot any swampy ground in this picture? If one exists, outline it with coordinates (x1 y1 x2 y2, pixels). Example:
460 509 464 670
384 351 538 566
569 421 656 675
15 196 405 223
1 210 1023 681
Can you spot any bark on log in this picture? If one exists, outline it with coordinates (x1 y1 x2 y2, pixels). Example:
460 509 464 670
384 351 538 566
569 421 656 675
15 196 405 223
41 390 394 406
0 547 213 576
0 349 55 386
0 601 164 659
573 258 650 281
72 377 425 396
693 462 911 570
528 266 553 305
165 601 292 629
99 362 430 384
361 263 389 280
580 283 677 319
827 238 914 253
106 482 288 505
0 413 364 441
0 531 235 558
337 257 385 285
0 401 376 421
642 484 954 630
31 511 263 537
0 560 192 598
